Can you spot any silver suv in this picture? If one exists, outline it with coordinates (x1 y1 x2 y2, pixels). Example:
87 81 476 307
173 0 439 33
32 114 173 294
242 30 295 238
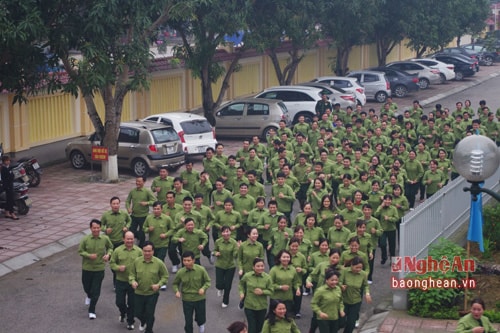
254 85 322 124
346 70 391 103
65 121 185 177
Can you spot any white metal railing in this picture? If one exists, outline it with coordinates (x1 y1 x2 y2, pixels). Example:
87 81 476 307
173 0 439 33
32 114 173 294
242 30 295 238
399 165 500 276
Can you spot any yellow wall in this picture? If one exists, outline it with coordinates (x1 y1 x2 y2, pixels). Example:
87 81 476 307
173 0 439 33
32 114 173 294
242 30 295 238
1 40 433 153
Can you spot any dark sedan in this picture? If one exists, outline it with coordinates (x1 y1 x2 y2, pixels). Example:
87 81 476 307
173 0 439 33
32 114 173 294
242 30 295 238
367 67 419 98
428 54 477 81
461 44 500 66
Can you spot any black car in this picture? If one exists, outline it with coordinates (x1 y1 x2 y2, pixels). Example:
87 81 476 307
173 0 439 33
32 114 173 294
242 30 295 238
367 67 419 98
461 44 500 66
428 54 477 81
432 47 483 66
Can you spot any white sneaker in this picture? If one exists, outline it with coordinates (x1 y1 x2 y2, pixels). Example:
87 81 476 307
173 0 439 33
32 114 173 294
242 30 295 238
89 313 96 320
368 280 373 285
199 324 205 333
302 291 309 296
160 284 167 291
85 297 91 306
222 303 228 308
139 322 147 331
209 254 215 265
217 289 223 297
355 320 359 327
172 265 178 273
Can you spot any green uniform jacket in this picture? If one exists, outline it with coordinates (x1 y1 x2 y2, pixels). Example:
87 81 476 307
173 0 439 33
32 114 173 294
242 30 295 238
194 205 215 231
456 313 498 333
214 237 238 269
328 227 351 250
317 209 336 235
307 188 329 213
232 193 256 224
364 216 383 249
403 159 424 183
309 251 330 273
261 317 300 333
192 180 213 206
311 284 344 320
100 209 131 244
143 213 175 248
173 189 192 205
129 256 169 296
211 188 233 214
162 203 183 220
150 176 174 202
346 232 373 256
172 228 208 259
239 271 273 311
339 207 363 232
422 169 446 195
180 170 199 194
340 250 369 274
304 226 325 252
174 210 204 230
238 240 265 274
257 212 284 242
247 208 268 228
271 184 296 214
247 182 266 200
202 157 227 182
269 264 301 301
269 227 293 256
172 264 211 302
126 187 156 217
78 234 113 271
307 262 344 288
290 252 307 278
339 267 370 305
213 210 242 239
375 205 399 232
110 244 143 282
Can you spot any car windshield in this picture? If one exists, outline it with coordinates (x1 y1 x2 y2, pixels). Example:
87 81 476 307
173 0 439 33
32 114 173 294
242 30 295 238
151 128 179 143
180 120 212 134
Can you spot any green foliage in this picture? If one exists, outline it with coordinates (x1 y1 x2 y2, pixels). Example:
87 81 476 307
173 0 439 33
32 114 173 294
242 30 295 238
483 203 500 251
407 238 469 318
484 310 500 323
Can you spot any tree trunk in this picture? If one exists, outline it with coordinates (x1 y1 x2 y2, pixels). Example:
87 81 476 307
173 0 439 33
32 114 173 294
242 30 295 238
268 50 285 85
336 46 351 76
416 46 427 58
283 48 303 85
201 63 216 126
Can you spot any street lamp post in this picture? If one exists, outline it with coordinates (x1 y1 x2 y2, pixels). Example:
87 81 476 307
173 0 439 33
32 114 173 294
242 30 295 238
452 134 500 310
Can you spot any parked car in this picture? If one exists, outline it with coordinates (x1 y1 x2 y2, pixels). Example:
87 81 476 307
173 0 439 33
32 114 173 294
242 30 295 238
461 44 500 66
214 98 291 138
296 82 356 109
142 112 217 156
254 85 321 123
385 61 441 89
65 121 185 177
346 70 391 103
427 54 477 81
366 66 419 98
431 47 483 67
410 58 455 83
311 76 367 106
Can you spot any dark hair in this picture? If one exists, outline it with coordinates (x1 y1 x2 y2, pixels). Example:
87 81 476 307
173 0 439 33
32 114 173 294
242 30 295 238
152 201 163 208
274 249 292 266
470 297 486 310
265 299 292 325
182 250 195 259
253 257 265 267
220 225 231 233
143 241 155 251
89 219 101 227
324 268 341 281
227 321 247 333
329 247 341 257
109 196 120 203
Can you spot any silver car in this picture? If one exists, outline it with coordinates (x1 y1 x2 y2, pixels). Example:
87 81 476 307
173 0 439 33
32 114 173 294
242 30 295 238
296 82 356 109
65 121 185 176
386 61 441 89
346 70 391 103
214 98 291 138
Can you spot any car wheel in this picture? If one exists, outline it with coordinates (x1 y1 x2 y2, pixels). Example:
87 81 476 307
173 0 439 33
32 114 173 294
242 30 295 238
70 151 86 169
375 91 388 103
439 73 446 84
418 78 430 89
455 71 464 81
132 158 150 177
484 56 493 66
393 85 408 98
262 126 278 139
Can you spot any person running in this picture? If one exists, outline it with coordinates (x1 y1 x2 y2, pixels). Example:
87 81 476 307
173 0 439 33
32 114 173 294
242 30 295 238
214 225 238 308
311 269 345 333
261 299 300 333
239 257 273 333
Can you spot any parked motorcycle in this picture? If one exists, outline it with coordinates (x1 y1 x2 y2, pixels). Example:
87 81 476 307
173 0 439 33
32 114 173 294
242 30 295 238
17 157 42 187
0 181 32 215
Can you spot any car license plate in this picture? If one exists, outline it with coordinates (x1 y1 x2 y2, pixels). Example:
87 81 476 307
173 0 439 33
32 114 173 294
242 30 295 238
33 162 40 169
166 147 175 154
197 146 208 153
25 198 33 207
